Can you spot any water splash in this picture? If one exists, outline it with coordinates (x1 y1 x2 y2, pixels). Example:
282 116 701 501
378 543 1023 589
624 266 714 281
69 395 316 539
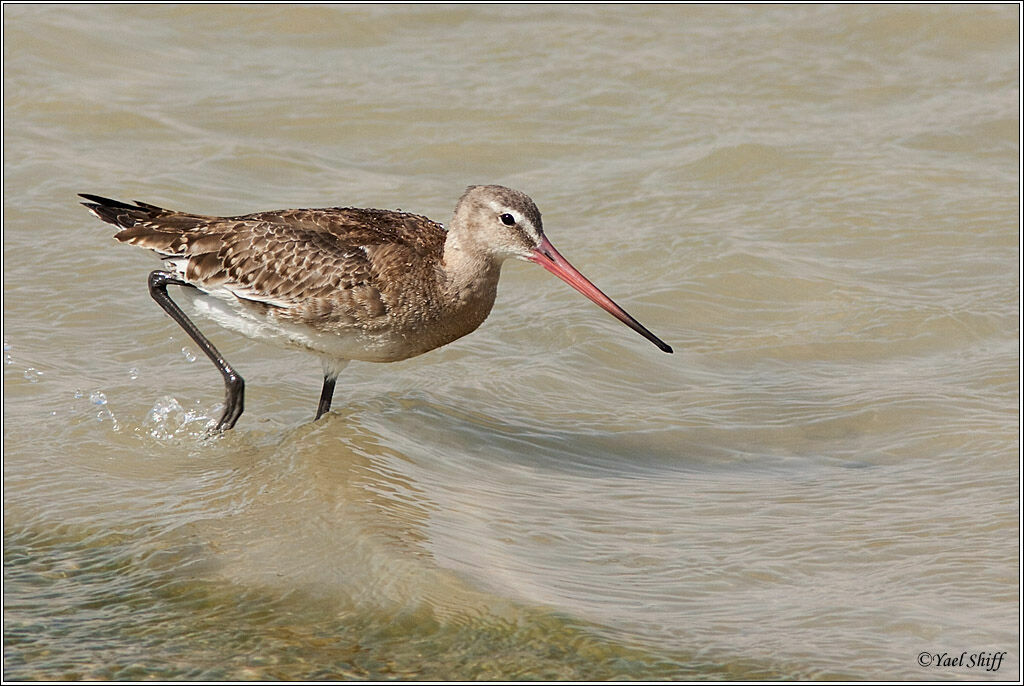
90 390 117 429
143 395 218 440
95 407 119 430
66 389 119 430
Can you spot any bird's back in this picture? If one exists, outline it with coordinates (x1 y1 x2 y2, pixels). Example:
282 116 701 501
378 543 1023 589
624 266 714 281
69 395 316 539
80 195 463 356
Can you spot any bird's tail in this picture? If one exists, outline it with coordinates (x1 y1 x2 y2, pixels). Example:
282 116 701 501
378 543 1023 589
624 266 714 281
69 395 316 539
78 193 168 229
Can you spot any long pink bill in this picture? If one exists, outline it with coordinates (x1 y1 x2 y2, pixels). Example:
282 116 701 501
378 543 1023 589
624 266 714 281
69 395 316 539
527 235 673 353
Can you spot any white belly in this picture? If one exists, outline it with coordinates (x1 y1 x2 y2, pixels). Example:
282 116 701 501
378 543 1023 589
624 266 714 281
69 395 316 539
175 286 428 365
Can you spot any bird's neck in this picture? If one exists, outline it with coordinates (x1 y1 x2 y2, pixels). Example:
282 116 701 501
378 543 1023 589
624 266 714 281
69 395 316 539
440 229 504 315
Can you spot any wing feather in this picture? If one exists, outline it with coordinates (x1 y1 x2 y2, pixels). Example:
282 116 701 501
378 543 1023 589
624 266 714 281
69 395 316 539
82 195 447 327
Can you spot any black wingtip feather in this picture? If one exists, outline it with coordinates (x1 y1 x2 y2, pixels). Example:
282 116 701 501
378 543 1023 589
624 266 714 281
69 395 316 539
78 193 154 229
78 193 138 209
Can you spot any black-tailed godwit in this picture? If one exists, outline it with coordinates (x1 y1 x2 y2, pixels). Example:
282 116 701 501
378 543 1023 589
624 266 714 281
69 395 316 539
81 185 672 431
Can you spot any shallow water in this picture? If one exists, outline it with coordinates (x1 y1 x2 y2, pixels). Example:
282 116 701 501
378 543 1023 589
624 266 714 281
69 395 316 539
3 4 1019 680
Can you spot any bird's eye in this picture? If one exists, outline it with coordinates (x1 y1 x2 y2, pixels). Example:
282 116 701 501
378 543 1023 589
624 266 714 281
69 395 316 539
499 213 516 226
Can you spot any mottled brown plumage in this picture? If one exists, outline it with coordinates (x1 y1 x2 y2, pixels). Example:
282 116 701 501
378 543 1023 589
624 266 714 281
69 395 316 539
86 198 447 335
81 186 671 431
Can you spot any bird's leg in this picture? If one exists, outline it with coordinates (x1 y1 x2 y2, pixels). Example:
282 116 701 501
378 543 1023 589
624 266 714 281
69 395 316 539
147 270 245 432
315 359 348 421
315 375 337 420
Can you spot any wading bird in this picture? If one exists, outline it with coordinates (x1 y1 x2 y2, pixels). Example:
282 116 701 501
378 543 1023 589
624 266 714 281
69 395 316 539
81 185 672 431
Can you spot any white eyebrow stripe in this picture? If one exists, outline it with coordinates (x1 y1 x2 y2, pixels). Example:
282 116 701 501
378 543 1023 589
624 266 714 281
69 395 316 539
487 200 541 243
486 200 517 218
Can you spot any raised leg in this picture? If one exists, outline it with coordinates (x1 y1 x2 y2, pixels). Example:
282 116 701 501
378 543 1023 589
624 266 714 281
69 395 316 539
148 270 245 431
315 374 337 420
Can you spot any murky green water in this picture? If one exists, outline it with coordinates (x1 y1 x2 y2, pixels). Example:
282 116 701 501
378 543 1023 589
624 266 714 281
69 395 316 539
4 4 1019 680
